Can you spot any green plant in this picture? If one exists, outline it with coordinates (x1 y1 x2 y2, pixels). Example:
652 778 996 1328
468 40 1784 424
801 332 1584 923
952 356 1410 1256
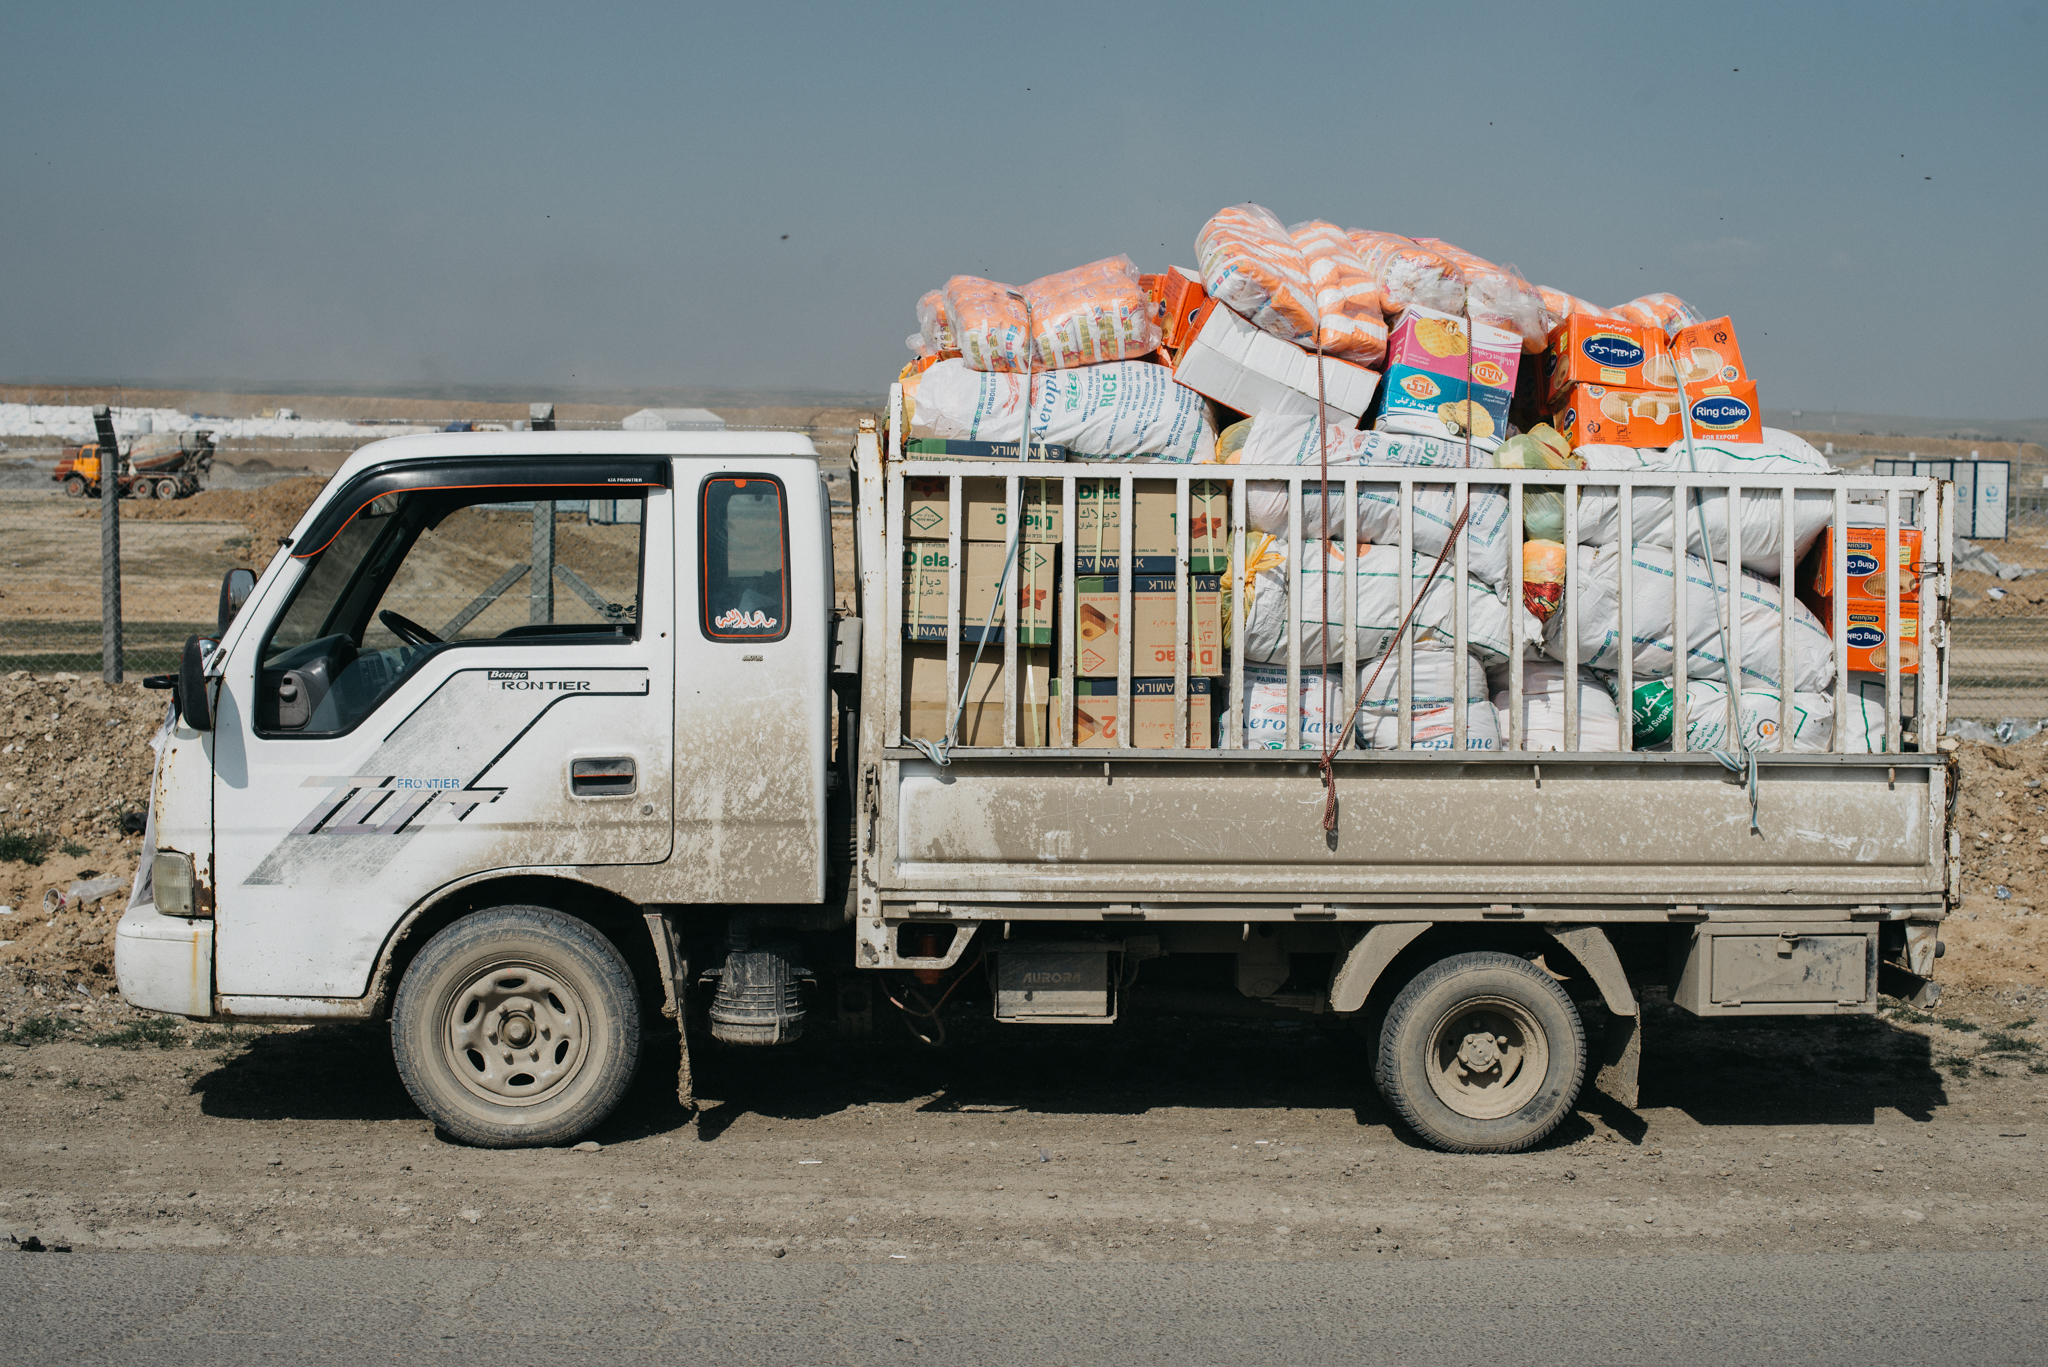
192 1027 243 1049
1980 1066 2004 1078
59 840 90 858
1982 1032 2042 1055
0 826 54 865
1941 1055 1973 1075
1937 1018 1981 1033
1889 1006 1935 1024
89 1017 185 1050
3 1016 78 1045
2030 1062 2048 1075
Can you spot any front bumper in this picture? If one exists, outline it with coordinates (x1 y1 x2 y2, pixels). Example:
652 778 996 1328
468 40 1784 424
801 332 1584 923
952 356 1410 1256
114 903 214 1019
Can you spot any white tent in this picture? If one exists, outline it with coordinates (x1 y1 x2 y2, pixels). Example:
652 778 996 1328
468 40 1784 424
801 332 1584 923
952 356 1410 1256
621 407 724 431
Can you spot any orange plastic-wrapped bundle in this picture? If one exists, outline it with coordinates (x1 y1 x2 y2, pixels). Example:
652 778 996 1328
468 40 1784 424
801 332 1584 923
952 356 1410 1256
1411 238 1550 353
1536 287 1623 326
1522 540 1568 622
943 259 1162 372
1286 220 1386 365
1022 255 1161 368
1195 204 1319 345
1346 230 1466 318
944 275 1031 371
912 289 959 358
1611 292 1704 339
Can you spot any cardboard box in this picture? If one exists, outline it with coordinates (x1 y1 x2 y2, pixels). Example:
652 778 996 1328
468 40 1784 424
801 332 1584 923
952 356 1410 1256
902 438 1067 461
1375 364 1513 451
903 539 1056 643
1804 526 1925 602
1545 314 1674 398
901 643 1050 746
905 476 1064 543
1144 266 1211 354
1669 317 1748 387
1839 606 1920 675
1172 300 1381 422
1555 383 1684 450
1073 478 1229 573
1386 305 1522 389
1681 380 1763 444
1071 574 1223 677
1051 677 1214 749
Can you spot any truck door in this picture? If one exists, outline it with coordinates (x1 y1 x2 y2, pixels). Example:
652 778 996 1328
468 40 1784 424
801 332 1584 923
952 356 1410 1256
208 458 675 999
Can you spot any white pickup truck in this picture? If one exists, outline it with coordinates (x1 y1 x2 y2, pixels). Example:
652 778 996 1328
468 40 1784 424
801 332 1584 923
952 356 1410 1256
116 411 1956 1153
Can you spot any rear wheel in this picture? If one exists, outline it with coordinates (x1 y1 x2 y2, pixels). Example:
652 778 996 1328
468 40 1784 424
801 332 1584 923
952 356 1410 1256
64 475 88 498
392 905 641 1147
1376 950 1585 1153
157 478 181 500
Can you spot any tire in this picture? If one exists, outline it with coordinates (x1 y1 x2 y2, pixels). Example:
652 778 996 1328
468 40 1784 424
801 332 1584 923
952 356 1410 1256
391 905 641 1147
63 475 87 499
133 478 155 499
157 478 180 500
1376 950 1585 1154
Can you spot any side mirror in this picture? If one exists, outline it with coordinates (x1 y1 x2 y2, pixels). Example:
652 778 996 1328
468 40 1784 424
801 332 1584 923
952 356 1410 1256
179 635 214 731
217 568 256 636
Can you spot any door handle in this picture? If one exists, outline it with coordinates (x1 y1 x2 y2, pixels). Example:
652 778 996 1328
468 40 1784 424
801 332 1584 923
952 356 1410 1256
570 757 637 797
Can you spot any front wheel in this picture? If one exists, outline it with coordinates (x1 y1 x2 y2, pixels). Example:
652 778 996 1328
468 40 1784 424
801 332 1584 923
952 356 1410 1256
1376 950 1585 1153
392 905 642 1147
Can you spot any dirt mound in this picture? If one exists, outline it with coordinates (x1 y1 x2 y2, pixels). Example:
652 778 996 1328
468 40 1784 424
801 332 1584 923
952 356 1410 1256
0 674 163 984
120 478 330 568
1945 737 2048 995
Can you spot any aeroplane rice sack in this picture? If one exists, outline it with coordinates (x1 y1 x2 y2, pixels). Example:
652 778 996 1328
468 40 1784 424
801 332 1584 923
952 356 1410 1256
1194 205 1320 349
941 258 1162 372
1232 533 1528 666
1286 220 1387 365
1491 660 1624 752
1624 678 1838 753
1224 651 1500 751
1353 642 1500 750
1212 414 1514 589
1542 541 1835 692
906 359 1215 461
1568 429 1840 569
1344 231 1468 318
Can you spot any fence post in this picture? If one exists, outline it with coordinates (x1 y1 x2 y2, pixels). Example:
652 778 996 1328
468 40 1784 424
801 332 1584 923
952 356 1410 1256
529 403 556 624
93 406 123 684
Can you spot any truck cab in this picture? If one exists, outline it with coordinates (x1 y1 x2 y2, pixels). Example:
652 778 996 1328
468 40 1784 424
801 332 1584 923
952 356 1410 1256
119 431 837 1144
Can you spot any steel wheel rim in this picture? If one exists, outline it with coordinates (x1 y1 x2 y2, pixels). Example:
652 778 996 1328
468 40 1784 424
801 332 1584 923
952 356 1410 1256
443 958 590 1107
1424 994 1548 1120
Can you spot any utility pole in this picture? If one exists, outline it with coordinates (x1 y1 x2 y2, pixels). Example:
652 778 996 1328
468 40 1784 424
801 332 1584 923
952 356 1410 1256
93 406 123 683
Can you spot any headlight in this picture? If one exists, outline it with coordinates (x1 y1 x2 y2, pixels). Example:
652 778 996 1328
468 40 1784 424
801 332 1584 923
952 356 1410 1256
153 851 200 917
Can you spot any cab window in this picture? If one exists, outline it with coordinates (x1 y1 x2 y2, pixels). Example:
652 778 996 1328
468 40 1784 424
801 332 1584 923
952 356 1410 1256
700 475 789 642
256 488 647 736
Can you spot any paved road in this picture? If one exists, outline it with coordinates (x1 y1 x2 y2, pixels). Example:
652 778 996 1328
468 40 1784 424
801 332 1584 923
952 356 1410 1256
10 1249 2044 1366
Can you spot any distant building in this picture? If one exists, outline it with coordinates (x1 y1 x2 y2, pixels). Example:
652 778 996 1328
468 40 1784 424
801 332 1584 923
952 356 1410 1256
621 407 724 431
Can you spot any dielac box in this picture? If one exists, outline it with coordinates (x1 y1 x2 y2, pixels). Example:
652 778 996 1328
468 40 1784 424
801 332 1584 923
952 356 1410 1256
901 643 1050 746
903 539 1056 643
1546 314 1674 399
1073 478 1229 574
1072 574 1223 677
1669 317 1748 387
1681 380 1763 444
905 475 1063 543
1555 383 1684 450
1051 676 1214 749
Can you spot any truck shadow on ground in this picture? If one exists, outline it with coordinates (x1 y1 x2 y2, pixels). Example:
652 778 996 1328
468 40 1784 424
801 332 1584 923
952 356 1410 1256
180 999 1949 1151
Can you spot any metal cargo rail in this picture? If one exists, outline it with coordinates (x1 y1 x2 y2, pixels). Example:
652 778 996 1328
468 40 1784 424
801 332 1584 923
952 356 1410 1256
861 394 1952 761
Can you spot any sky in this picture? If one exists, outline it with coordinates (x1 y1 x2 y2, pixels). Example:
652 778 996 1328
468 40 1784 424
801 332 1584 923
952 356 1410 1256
4 1 2044 417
